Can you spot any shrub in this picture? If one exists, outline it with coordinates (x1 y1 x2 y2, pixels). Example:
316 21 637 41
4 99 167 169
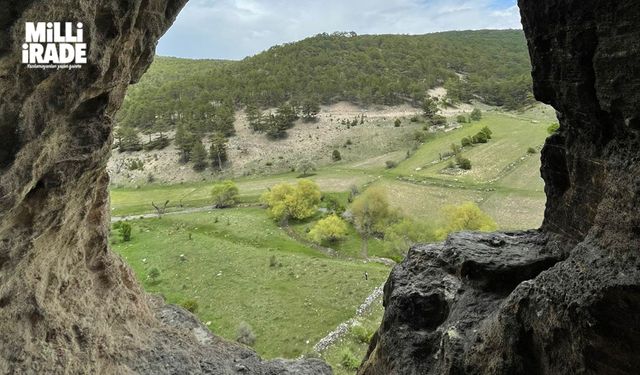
350 324 374 344
461 137 472 147
236 322 256 346
410 116 420 123
472 132 488 144
340 348 360 370
309 214 348 244
345 139 353 146
269 255 280 268
470 108 482 121
211 180 239 208
348 185 359 203
148 267 160 283
450 143 462 155
456 156 472 170
456 115 467 123
527 147 537 154
127 158 144 171
181 299 199 313
332 149 342 162
297 160 316 176
143 137 170 151
413 130 428 143
480 126 493 139
394 118 401 127
385 160 397 169
429 114 447 127
322 195 345 214
119 222 132 242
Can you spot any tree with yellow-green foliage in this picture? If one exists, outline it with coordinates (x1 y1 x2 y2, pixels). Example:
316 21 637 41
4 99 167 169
350 186 398 258
211 180 239 208
435 202 497 240
309 214 349 244
384 218 436 259
261 179 321 224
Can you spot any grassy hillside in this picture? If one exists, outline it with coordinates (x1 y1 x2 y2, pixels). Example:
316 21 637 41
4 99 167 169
117 30 533 136
112 209 390 359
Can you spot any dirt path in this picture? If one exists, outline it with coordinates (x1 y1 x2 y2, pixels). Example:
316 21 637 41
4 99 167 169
110 204 260 223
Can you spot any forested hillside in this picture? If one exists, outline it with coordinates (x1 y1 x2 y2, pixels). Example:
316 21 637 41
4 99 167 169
117 30 532 136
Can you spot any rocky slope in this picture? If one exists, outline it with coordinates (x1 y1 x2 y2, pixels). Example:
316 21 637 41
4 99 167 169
0 1 329 374
359 0 640 374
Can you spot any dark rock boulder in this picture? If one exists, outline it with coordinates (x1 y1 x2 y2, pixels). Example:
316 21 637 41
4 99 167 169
0 1 330 373
360 1 640 374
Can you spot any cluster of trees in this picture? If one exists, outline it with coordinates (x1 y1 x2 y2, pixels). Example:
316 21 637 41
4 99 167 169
246 101 318 139
461 126 493 147
259 179 498 260
116 30 533 142
174 129 229 171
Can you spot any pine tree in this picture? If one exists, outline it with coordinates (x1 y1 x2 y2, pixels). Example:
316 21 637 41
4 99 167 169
209 132 228 170
191 139 208 171
175 122 195 162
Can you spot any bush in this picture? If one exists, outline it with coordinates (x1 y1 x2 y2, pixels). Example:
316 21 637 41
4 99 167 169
332 149 342 162
472 132 488 144
413 130 428 143
181 299 199 313
147 267 160 283
127 158 144 171
345 139 353 146
461 137 472 147
480 126 493 139
350 324 374 344
527 147 537 154
211 180 239 208
394 118 401 127
429 114 447 127
456 115 467 123
309 214 348 244
269 255 281 268
470 108 482 121
340 348 361 370
143 137 170 151
385 160 397 169
456 156 472 170
410 116 420 123
322 195 345 214
119 222 132 242
236 322 256 346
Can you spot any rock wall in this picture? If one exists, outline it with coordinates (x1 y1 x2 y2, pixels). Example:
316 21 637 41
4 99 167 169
0 1 329 374
360 1 640 374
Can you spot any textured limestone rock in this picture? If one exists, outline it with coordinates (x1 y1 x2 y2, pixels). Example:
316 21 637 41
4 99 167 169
360 1 640 374
0 1 330 374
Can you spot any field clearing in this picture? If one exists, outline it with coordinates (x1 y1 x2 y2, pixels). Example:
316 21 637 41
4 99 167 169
112 208 390 359
372 179 485 222
496 151 545 192
395 112 549 185
480 190 546 230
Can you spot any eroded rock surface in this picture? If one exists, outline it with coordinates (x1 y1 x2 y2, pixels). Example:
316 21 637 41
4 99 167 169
360 1 640 374
0 1 330 374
